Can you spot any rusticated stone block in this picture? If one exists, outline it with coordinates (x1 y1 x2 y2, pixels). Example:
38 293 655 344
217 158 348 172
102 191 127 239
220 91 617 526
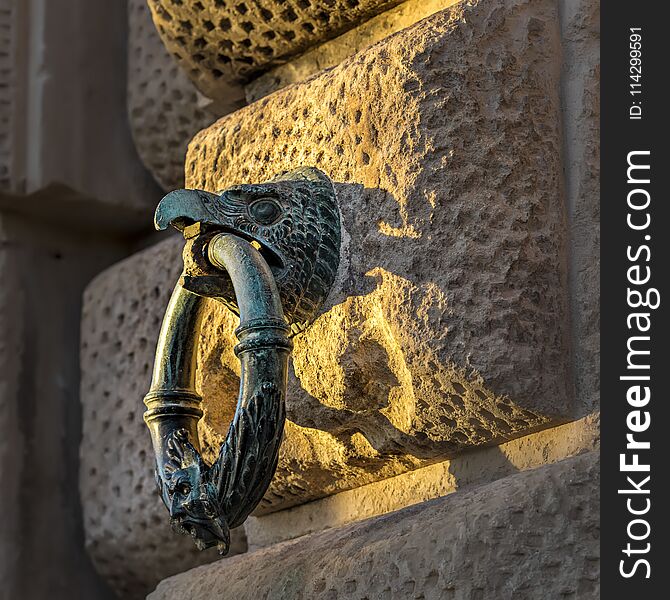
148 0 401 101
128 0 228 191
244 415 600 551
128 0 220 190
245 0 461 102
80 0 573 588
149 452 600 600
79 239 247 600
185 0 571 509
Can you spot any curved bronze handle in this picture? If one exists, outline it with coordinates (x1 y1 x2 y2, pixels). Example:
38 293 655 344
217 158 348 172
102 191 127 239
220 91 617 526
143 168 341 553
144 234 292 553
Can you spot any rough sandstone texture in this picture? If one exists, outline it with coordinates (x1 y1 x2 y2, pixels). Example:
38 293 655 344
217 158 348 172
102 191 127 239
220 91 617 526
186 0 571 510
244 414 599 550
150 452 600 600
80 0 574 590
126 0 462 187
79 241 247 600
246 0 460 102
148 0 401 101
128 0 229 192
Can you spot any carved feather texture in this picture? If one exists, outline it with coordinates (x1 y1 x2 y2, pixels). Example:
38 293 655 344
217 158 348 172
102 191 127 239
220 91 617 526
212 381 285 528
156 167 341 331
156 381 285 549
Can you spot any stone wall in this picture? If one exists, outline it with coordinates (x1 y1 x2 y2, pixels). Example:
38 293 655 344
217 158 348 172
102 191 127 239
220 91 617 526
0 211 127 600
0 0 160 215
78 0 600 597
127 0 464 190
244 415 599 551
560 0 600 416
245 0 461 102
147 0 403 99
71 0 602 597
185 0 571 452
0 0 600 598
150 452 600 600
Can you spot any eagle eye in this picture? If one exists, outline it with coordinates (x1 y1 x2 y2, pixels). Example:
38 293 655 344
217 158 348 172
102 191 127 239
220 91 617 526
176 482 191 496
249 198 282 225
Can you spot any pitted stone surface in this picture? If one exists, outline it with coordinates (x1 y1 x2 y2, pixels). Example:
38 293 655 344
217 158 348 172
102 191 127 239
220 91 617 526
149 452 600 600
245 0 460 102
80 0 572 552
79 239 247 600
244 415 599 550
186 0 571 510
128 0 234 191
147 0 401 100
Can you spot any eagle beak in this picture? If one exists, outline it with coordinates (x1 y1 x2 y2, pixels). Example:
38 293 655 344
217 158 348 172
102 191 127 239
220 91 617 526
154 189 220 232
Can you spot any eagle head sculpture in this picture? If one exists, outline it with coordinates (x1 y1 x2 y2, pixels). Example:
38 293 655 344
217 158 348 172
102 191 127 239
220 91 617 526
154 167 341 333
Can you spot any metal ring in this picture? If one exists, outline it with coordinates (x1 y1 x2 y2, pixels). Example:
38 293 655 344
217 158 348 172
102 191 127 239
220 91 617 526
144 234 290 553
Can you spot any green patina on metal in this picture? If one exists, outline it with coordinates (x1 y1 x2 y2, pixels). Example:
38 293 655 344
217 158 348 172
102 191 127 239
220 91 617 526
144 168 341 553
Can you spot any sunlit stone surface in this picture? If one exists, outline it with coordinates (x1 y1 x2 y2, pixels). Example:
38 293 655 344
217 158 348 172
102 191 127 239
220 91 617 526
185 0 571 512
80 0 588 594
149 453 600 600
148 0 402 100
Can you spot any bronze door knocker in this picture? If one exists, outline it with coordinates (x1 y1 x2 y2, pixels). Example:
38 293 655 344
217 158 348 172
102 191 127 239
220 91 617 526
143 167 341 553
